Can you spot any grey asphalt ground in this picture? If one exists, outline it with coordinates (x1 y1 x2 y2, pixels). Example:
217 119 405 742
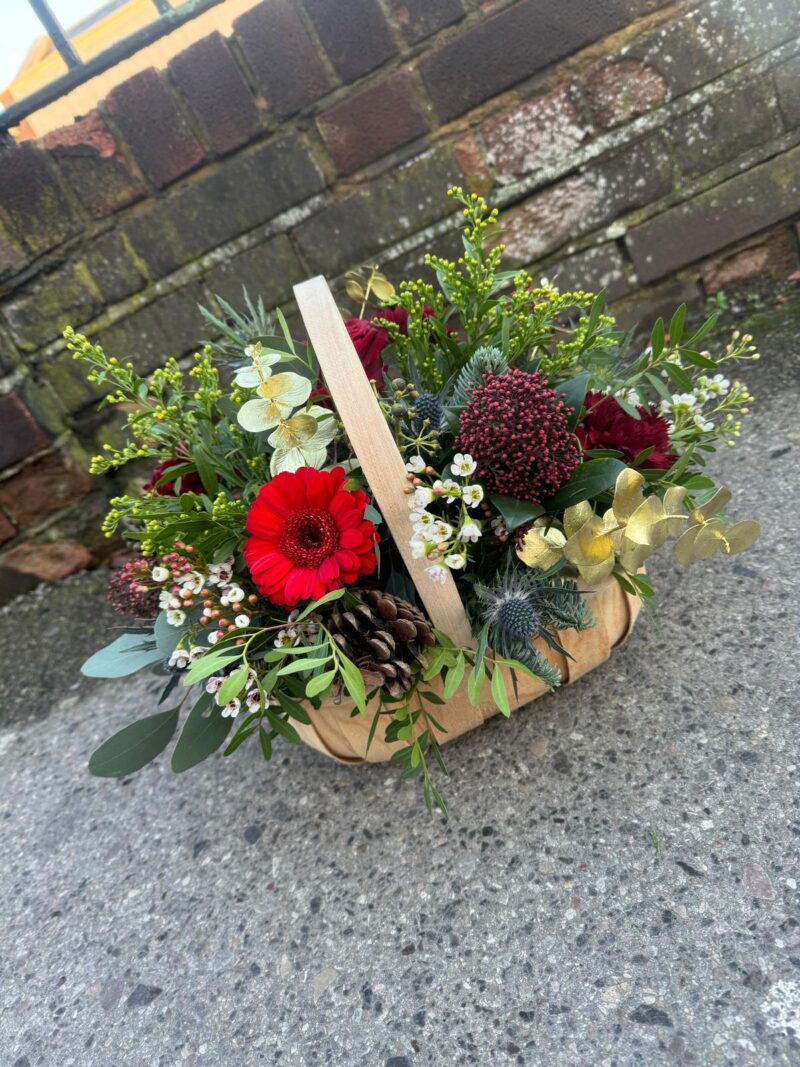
1 307 799 1067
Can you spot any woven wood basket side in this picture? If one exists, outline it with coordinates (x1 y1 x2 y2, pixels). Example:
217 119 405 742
291 276 642 765
291 576 641 764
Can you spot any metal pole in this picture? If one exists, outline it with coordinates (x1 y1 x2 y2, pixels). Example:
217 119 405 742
27 0 81 69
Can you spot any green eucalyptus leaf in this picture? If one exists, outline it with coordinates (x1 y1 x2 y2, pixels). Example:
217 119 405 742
171 693 233 772
154 611 182 658
88 706 180 777
81 633 162 678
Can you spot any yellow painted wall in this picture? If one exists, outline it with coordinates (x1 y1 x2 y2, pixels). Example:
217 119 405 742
3 0 262 140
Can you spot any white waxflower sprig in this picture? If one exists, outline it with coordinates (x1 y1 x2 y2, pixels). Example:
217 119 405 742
403 453 485 582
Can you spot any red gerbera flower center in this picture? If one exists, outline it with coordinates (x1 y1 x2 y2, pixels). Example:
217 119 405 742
280 509 340 567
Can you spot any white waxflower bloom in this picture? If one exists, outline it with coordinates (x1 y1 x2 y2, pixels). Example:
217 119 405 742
206 558 234 586
224 585 245 603
490 516 507 536
459 521 482 543
234 614 251 628
158 590 172 610
166 609 186 626
405 455 426 473
410 486 434 508
151 565 170 583
409 535 431 559
208 631 221 645
451 453 477 477
177 570 205 593
205 675 224 694
274 627 298 648
461 484 485 508
444 553 466 570
245 689 262 712
707 374 730 394
189 646 205 660
168 648 190 669
427 565 448 584
693 414 715 432
412 509 436 529
671 393 697 411
430 520 453 541
440 478 461 502
221 698 241 719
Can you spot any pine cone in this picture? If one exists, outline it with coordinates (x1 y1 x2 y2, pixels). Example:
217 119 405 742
329 589 436 700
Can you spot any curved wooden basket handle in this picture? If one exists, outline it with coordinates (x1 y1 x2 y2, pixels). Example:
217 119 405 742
294 276 474 647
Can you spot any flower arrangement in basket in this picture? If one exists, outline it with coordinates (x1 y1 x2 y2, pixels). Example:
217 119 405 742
70 188 760 815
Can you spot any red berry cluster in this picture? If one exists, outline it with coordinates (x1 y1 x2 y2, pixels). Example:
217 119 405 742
456 369 580 503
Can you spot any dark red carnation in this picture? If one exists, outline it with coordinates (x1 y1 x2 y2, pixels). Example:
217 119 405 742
456 369 580 503
144 445 203 496
577 392 675 469
344 305 435 393
244 466 378 607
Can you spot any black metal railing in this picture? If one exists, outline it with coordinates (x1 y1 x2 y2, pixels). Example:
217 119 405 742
1 0 227 145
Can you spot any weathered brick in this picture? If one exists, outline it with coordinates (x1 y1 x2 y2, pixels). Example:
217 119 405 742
626 143 800 283
122 135 323 279
105 68 204 189
46 284 208 416
0 540 93 582
2 260 99 350
624 0 800 98
700 229 799 295
453 132 494 195
581 60 668 130
0 510 15 543
482 83 589 184
168 33 261 155
546 242 629 300
611 277 703 335
83 232 146 306
302 0 397 83
386 0 464 43
317 73 428 175
203 235 305 310
670 81 782 180
293 147 457 275
775 55 800 129
0 392 51 470
43 110 144 219
0 143 82 256
0 451 93 526
0 217 29 279
420 0 629 123
234 0 332 120
502 133 670 263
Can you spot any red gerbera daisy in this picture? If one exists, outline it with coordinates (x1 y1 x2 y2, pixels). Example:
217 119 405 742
244 466 379 607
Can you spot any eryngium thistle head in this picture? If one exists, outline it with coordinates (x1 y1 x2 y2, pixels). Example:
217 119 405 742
414 392 446 431
495 597 540 641
456 368 580 502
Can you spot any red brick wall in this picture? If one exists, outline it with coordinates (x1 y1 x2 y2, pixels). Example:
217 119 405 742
1 0 799 599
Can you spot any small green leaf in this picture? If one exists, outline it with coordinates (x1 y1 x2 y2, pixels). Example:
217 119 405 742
277 655 331 676
171 694 232 772
274 690 311 723
339 655 367 714
258 725 272 762
443 654 465 699
305 669 337 699
292 588 345 623
183 648 241 686
265 707 302 744
217 665 250 706
89 707 180 777
650 317 665 359
664 361 692 391
668 303 686 346
467 661 486 706
491 666 511 717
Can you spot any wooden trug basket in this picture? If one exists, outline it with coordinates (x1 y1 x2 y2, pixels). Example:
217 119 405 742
290 277 641 764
